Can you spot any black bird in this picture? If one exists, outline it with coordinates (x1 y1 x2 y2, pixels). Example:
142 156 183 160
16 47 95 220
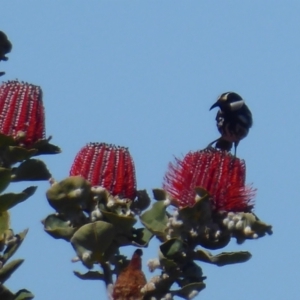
209 92 253 155
0 31 12 77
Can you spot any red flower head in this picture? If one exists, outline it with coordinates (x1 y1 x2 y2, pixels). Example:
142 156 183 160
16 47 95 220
0 80 45 146
163 148 255 212
70 142 137 200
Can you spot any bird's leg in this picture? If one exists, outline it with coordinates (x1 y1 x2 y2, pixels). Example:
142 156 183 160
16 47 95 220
233 141 239 157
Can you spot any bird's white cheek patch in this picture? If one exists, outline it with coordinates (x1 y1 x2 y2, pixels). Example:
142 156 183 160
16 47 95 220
229 100 244 111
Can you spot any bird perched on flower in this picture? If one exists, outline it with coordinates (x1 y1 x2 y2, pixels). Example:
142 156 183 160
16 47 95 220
0 31 12 77
112 249 146 300
209 92 253 155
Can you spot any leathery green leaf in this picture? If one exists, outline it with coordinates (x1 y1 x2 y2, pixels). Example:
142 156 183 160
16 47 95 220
0 211 10 249
0 259 24 284
0 168 11 193
5 146 37 165
194 249 252 266
30 138 61 155
101 210 136 232
0 186 37 212
140 201 168 238
160 238 185 259
43 214 78 241
14 289 34 300
3 228 29 264
46 176 92 212
152 188 168 201
11 159 51 181
0 284 14 300
131 227 153 246
0 133 16 147
71 221 116 267
173 282 206 298
73 270 104 280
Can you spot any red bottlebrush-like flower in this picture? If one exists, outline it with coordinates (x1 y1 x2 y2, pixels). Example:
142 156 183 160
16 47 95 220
0 80 45 146
70 142 137 200
163 148 255 212
112 249 146 300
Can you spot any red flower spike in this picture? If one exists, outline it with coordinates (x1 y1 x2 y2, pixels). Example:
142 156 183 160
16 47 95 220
163 148 256 212
0 80 45 146
112 249 146 300
70 143 137 200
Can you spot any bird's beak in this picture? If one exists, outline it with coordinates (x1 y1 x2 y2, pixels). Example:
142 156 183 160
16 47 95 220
209 101 219 110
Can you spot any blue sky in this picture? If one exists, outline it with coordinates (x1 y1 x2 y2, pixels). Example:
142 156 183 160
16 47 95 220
1 1 299 299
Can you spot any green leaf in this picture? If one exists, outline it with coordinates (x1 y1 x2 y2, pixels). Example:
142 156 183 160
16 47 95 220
101 210 137 232
73 270 104 280
0 210 10 236
11 159 51 181
196 232 231 250
0 259 24 284
140 201 168 239
46 176 92 212
157 243 185 275
131 227 153 247
212 251 252 266
173 282 206 298
14 289 34 300
142 273 174 298
71 221 116 268
102 227 153 248
0 133 16 147
5 146 37 165
178 187 212 225
3 229 29 264
158 253 178 272
245 213 273 236
152 188 168 201
109 235 133 247
0 218 13 251
0 168 11 193
0 186 37 212
0 284 14 300
180 261 205 282
130 189 151 212
30 138 61 155
43 214 78 241
160 238 185 259
194 249 252 266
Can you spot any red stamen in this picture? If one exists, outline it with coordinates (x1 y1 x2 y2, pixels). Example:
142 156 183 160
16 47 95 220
0 81 45 146
70 143 137 200
163 148 255 212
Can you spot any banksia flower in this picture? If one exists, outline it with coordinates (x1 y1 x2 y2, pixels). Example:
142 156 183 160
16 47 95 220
112 249 146 300
163 148 255 212
0 80 45 146
70 143 136 199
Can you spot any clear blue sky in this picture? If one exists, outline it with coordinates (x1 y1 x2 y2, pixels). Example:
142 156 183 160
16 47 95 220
1 2 298 299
